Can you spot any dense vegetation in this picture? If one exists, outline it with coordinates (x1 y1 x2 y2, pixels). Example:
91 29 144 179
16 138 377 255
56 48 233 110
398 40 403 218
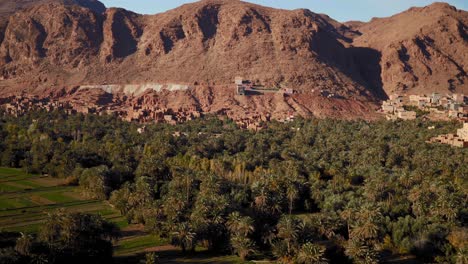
1 210 119 263
0 110 466 263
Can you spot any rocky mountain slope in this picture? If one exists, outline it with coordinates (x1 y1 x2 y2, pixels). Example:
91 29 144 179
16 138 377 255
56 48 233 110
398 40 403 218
0 0 379 98
350 2 467 95
0 0 105 15
0 0 466 121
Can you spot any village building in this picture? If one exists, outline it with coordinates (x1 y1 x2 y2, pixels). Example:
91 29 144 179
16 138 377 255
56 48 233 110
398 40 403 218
428 122 468 148
382 102 395 113
382 93 467 121
430 93 442 104
397 110 417 120
235 77 252 95
453 94 465 104
458 122 468 141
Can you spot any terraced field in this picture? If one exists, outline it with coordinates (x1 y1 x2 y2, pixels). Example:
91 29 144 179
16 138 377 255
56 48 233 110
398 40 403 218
0 167 128 233
0 168 253 263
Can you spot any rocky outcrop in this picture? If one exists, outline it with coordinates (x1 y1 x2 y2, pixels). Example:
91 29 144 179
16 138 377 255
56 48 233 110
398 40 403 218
351 2 468 95
100 8 142 62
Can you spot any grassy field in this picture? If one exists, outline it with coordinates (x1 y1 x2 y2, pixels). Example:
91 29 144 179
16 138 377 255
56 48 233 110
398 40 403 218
114 226 254 263
0 167 255 263
0 167 128 233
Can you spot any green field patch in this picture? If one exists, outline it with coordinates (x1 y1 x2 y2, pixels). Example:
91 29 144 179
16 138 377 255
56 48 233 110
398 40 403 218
14 179 43 189
52 189 86 200
113 218 130 229
0 183 25 193
115 234 167 256
5 222 43 233
40 192 77 204
0 168 31 178
0 167 125 234
30 195 55 205
0 198 24 209
95 208 118 216
30 177 67 187
0 181 34 191
0 196 37 209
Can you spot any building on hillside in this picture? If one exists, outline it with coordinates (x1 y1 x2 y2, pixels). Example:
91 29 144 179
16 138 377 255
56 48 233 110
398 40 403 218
382 102 395 113
397 110 417 120
430 93 442 104
457 122 468 141
235 77 252 95
409 95 420 102
453 94 465 104
389 94 401 101
237 85 246 95
282 88 296 95
409 95 430 107
428 122 468 148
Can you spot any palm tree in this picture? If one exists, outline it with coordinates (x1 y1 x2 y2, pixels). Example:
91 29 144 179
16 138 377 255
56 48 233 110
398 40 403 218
286 184 299 215
230 234 255 261
227 212 242 234
339 208 354 237
171 222 196 253
349 206 383 242
271 240 290 263
277 215 300 255
350 221 380 241
15 232 34 256
345 240 379 264
240 218 255 236
145 252 160 264
456 247 468 264
227 212 254 237
296 242 329 264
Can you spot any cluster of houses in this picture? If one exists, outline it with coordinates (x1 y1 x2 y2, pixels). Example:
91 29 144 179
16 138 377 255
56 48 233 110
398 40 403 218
428 122 468 148
0 93 296 131
233 111 271 131
381 94 417 120
0 95 203 125
123 104 202 124
381 93 467 120
2 96 79 116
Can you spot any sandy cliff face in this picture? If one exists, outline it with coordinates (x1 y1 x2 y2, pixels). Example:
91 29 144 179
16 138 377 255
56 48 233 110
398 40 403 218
0 0 465 120
0 0 386 100
351 2 467 95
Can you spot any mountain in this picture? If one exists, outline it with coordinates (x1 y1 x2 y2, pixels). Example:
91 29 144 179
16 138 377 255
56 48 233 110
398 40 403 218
350 2 468 95
0 0 105 15
0 0 465 121
0 0 379 98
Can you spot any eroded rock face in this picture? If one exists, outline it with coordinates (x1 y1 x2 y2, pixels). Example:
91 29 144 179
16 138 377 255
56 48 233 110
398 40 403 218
0 0 380 99
0 3 103 77
351 2 468 95
0 0 105 15
0 0 465 120
100 8 142 62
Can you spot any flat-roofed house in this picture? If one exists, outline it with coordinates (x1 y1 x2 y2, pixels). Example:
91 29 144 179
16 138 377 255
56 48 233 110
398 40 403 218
457 122 468 141
397 111 416 120
453 94 465 103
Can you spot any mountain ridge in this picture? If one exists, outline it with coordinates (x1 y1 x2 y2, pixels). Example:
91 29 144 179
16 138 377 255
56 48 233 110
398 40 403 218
0 0 466 120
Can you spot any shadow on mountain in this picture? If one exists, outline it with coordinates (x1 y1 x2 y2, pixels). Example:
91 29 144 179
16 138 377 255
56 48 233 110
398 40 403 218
348 47 387 100
307 28 386 100
110 11 139 58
